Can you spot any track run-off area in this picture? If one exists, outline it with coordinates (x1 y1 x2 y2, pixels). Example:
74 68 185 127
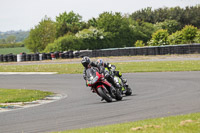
0 70 200 133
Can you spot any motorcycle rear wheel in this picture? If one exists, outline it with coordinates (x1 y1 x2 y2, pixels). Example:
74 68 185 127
97 87 112 103
125 87 132 96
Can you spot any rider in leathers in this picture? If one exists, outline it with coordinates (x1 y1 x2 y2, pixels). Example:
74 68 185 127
81 56 121 90
96 59 127 86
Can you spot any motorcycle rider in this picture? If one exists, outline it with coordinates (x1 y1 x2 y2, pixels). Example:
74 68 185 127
81 56 121 92
81 56 101 80
96 59 128 85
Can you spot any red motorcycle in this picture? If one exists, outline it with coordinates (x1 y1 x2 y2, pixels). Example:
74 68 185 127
86 67 122 102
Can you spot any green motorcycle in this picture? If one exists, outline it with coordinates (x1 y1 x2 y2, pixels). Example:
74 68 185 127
106 66 132 96
113 75 132 96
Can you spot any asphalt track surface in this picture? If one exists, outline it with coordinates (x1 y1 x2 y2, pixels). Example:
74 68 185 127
0 72 200 133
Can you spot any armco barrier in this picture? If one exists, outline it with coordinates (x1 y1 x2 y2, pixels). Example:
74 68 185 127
0 44 200 63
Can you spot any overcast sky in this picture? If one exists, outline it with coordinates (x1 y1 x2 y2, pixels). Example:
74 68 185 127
0 0 199 32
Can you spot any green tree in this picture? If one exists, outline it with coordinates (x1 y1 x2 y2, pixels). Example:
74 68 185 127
134 40 145 47
168 31 183 45
194 30 200 43
6 35 16 44
168 6 184 26
55 11 85 38
153 7 169 23
129 20 158 43
130 5 200 29
155 20 181 34
148 29 169 46
87 17 97 27
0 39 6 44
44 35 81 52
130 7 154 23
181 6 200 28
25 16 56 52
97 12 127 33
75 26 111 50
181 25 198 43
96 12 136 48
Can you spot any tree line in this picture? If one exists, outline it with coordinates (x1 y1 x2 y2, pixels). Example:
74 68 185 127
25 5 200 53
0 31 28 48
130 6 200 28
0 35 25 48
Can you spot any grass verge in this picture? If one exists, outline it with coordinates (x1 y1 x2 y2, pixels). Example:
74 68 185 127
0 88 53 106
115 60 200 73
1 60 200 74
53 112 200 133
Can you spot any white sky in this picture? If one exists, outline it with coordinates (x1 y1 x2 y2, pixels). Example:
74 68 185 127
0 0 199 32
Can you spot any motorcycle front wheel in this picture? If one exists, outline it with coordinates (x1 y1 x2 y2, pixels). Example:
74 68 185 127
97 87 112 103
115 89 123 101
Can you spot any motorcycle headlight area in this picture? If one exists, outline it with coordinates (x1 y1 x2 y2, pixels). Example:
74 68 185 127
88 76 98 84
114 76 119 83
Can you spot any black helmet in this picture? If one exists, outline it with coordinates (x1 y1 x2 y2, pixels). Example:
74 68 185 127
96 59 104 66
81 56 90 68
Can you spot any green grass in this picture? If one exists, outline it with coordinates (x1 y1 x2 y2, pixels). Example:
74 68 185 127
53 112 200 133
0 88 53 104
0 63 82 74
0 60 200 74
0 47 30 55
115 60 200 73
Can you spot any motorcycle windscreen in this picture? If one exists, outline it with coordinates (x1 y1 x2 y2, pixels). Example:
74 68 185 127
86 68 97 81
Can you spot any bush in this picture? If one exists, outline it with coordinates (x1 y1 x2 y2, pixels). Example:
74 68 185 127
148 29 169 46
168 31 183 45
194 30 200 43
0 42 24 48
75 26 113 50
134 40 145 47
181 25 198 43
44 35 81 52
